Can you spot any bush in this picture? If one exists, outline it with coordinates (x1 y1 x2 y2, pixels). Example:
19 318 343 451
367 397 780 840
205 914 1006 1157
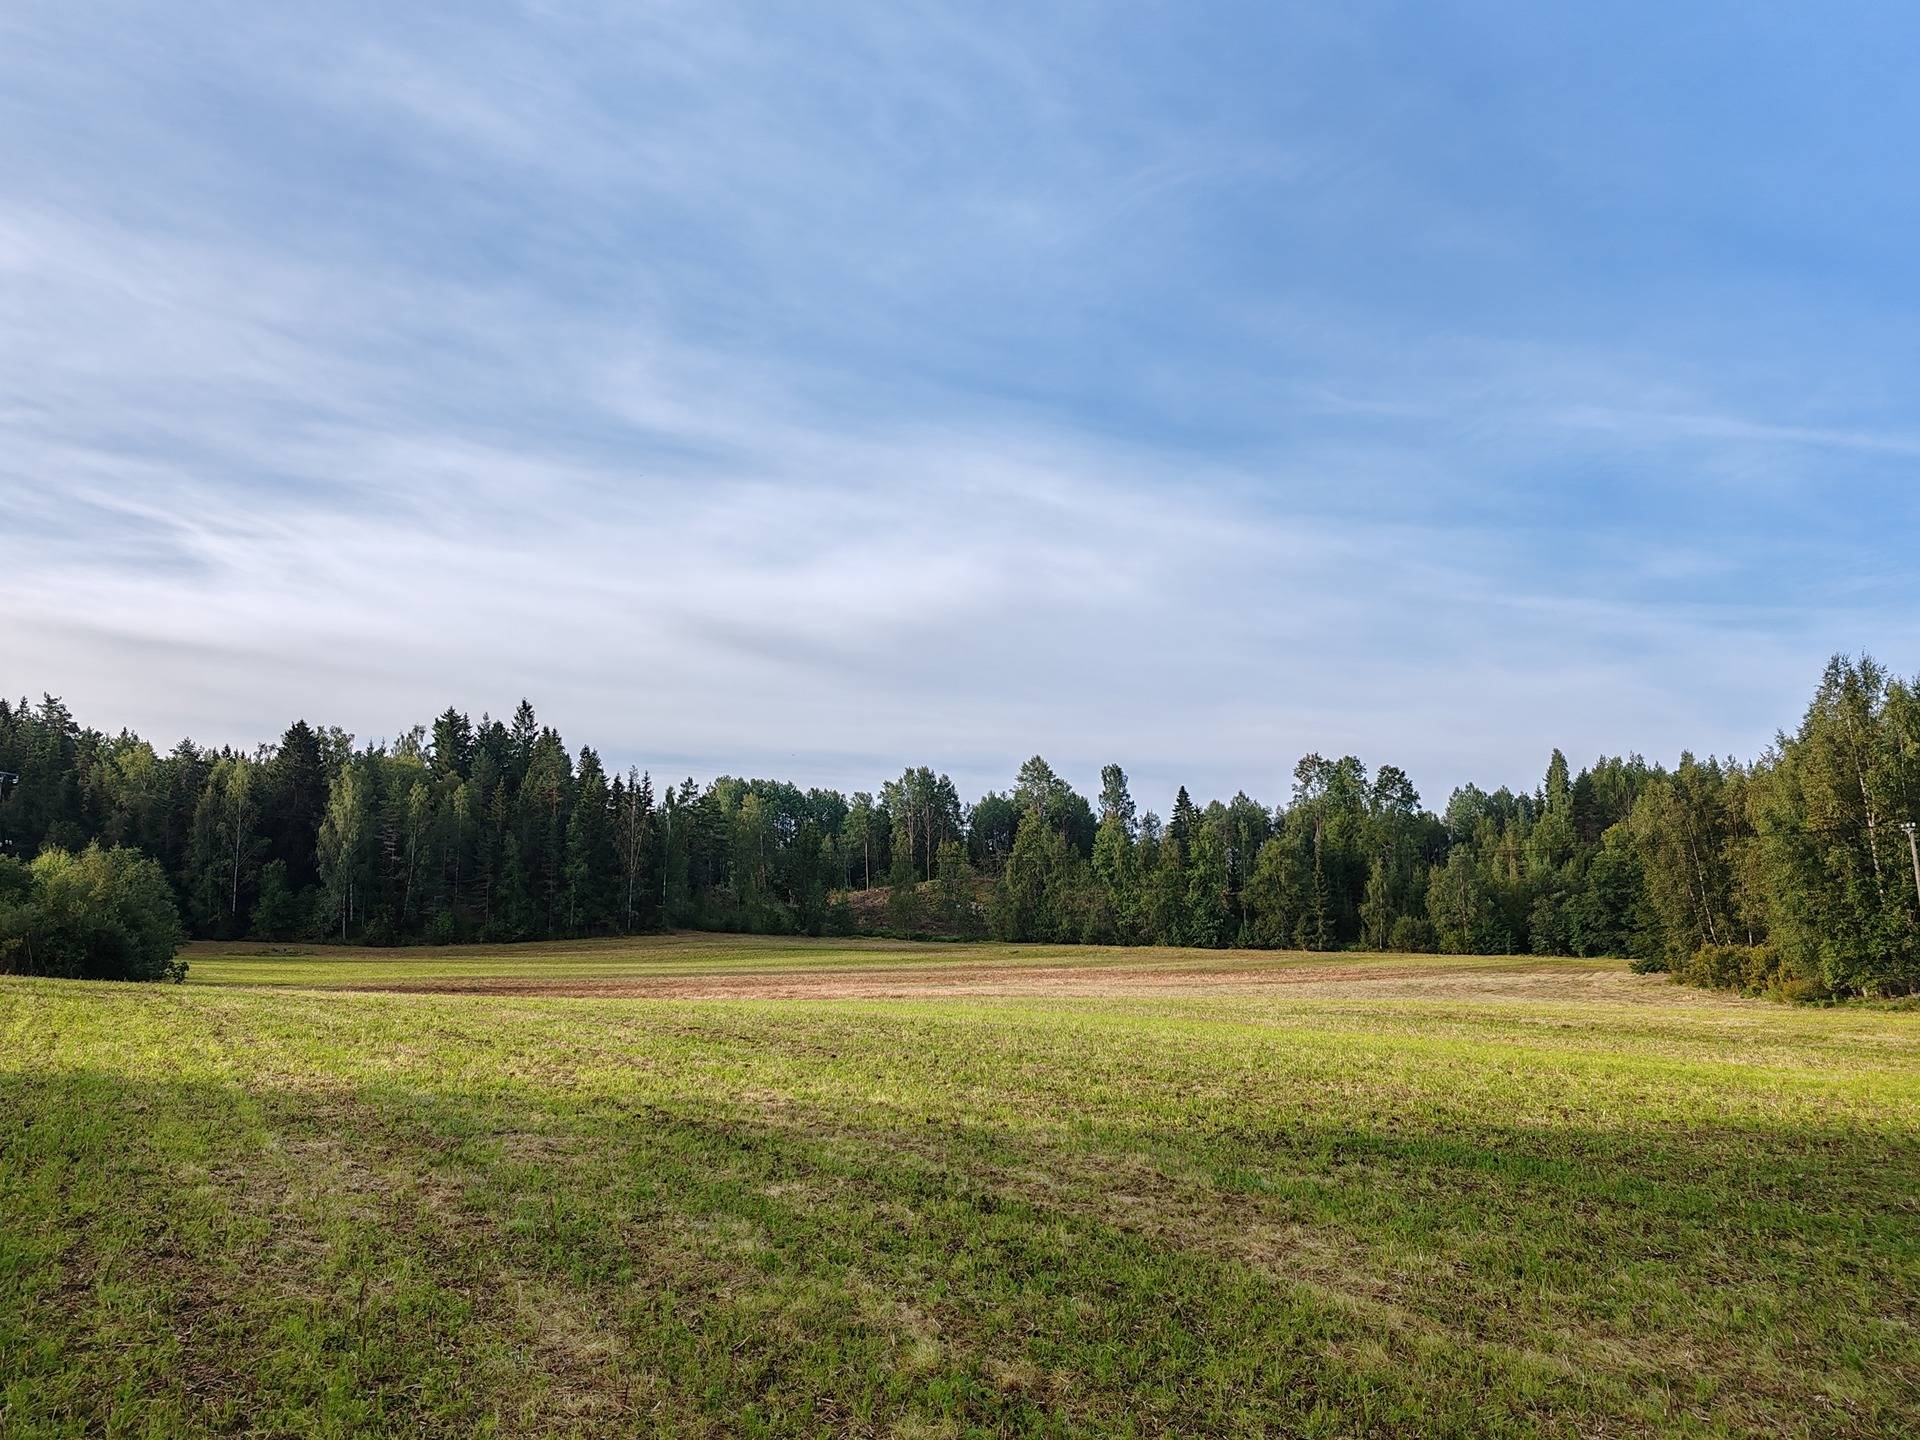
1673 943 1751 991
1388 915 1433 953
0 844 188 982
822 890 856 936
1670 942 1829 1001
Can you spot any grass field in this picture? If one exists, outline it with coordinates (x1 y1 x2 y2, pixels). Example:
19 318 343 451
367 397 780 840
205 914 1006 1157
3 936 1916 1437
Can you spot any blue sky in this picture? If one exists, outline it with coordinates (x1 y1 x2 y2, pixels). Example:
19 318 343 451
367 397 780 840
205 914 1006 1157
5 2 1919 813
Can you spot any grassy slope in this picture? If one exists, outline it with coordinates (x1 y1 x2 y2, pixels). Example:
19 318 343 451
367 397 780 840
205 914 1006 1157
1 938 1915 1438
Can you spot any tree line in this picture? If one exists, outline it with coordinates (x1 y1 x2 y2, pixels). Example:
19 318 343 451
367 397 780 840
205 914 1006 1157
2 655 1917 996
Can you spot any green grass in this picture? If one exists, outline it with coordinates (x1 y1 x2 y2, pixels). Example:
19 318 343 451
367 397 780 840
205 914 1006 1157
172 933 1567 987
3 936 1916 1437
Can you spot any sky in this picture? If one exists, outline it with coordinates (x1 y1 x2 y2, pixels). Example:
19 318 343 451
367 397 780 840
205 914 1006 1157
5 2 1920 815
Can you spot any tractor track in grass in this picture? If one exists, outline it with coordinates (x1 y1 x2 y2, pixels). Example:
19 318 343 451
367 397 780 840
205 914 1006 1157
313 959 1646 1003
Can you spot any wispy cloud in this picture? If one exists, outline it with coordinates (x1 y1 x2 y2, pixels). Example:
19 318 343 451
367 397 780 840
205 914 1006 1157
4 1 1918 809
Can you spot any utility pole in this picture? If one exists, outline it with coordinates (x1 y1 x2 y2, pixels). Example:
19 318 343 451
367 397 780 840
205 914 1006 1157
1903 822 1920 912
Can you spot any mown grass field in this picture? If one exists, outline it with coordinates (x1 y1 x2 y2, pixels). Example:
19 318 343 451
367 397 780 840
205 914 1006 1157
3 937 1916 1438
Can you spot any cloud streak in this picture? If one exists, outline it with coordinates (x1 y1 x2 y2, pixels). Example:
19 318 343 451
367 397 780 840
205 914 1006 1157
4 2 1919 812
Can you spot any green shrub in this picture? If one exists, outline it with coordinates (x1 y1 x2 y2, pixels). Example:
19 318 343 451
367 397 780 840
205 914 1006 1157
0 844 187 982
1675 943 1752 991
1762 946 1834 1002
1388 915 1433 953
822 891 856 936
1671 942 1831 1001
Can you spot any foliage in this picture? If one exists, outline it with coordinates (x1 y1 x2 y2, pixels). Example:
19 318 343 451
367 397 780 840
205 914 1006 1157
1673 943 1830 1001
2 654 1918 995
0 844 187 981
885 843 922 935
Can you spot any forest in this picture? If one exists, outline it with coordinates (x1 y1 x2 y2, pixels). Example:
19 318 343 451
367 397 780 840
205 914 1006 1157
3 654 1918 998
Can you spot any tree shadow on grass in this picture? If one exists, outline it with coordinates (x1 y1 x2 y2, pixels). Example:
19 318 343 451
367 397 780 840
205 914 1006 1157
2 1064 1916 1439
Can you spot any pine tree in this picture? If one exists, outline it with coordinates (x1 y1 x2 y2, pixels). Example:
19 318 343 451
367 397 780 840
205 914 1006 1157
265 720 327 892
430 708 473 780
615 769 656 933
1168 786 1197 849
563 747 614 933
